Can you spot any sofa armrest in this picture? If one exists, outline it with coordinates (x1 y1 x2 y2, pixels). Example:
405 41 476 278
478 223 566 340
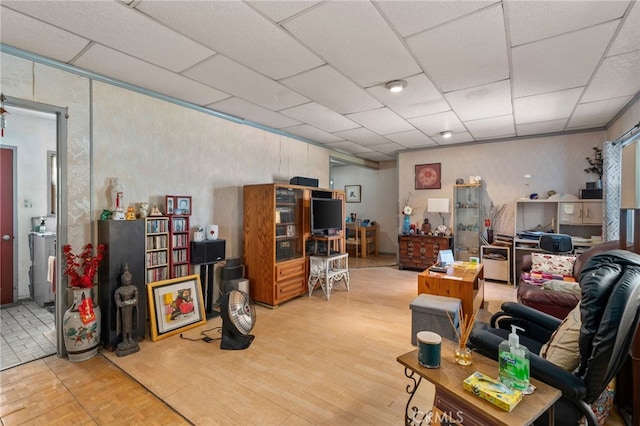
521 254 532 273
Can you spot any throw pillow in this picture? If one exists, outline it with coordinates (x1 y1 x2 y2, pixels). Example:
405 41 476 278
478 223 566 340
542 279 581 295
531 253 577 277
540 302 581 371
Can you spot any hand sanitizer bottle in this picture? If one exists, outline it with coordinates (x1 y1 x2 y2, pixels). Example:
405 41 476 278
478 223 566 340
38 216 46 233
498 325 530 391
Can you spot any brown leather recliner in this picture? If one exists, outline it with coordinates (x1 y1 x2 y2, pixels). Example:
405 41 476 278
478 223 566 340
517 240 620 319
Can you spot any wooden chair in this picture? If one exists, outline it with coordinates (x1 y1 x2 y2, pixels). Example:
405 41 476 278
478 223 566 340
345 223 360 258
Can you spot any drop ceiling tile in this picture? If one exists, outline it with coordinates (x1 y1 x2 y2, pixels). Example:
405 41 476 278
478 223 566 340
581 51 640 102
0 7 89 63
366 74 444 108
608 1 640 56
281 124 344 144
384 130 437 148
136 1 323 79
432 131 474 145
408 111 466 135
74 45 230 106
346 108 415 135
407 4 509 92
280 102 359 133
567 96 633 129
516 119 568 136
184 56 309 111
366 142 406 154
444 80 512 121
247 0 321 23
514 88 584 124
389 99 452 120
512 21 618 98
376 0 497 37
464 115 515 140
283 1 421 86
332 128 390 146
280 65 382 114
208 97 302 129
3 1 214 73
324 141 375 154
505 0 630 46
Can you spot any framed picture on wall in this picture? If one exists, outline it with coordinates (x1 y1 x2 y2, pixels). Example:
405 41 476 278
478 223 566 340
345 185 361 203
147 274 206 341
415 163 441 190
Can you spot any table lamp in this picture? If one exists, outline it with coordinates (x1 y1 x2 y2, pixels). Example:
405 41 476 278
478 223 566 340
428 198 450 226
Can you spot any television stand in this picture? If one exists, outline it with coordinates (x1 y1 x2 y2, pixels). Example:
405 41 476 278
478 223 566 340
310 234 343 256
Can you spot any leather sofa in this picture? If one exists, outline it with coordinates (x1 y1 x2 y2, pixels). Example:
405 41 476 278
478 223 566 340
517 240 620 319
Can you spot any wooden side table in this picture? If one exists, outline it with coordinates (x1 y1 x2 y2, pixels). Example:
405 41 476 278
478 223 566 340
397 338 561 426
417 263 484 317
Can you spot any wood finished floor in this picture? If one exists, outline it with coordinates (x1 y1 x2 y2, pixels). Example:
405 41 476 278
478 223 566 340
0 264 624 425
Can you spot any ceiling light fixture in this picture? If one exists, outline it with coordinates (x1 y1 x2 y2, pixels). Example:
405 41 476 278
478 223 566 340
441 131 452 139
385 80 407 93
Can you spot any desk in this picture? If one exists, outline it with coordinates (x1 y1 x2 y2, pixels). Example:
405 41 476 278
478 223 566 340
418 263 484 317
346 224 378 259
397 339 561 426
308 253 349 300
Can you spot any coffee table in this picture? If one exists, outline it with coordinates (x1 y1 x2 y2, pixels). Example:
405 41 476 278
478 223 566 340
397 338 561 426
417 263 484 316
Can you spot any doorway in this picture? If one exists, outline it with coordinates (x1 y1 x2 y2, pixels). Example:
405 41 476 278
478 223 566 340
0 98 67 369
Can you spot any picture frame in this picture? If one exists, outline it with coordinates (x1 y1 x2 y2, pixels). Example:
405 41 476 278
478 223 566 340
345 185 361 203
174 196 192 215
165 195 175 215
147 274 206 341
415 163 442 190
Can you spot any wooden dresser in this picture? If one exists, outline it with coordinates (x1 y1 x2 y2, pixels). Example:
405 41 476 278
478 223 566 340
398 234 451 270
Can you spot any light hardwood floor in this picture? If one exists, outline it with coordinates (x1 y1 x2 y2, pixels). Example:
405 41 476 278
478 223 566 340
0 265 624 425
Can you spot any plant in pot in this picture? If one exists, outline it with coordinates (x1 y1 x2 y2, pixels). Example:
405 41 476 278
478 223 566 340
62 243 105 361
584 146 603 189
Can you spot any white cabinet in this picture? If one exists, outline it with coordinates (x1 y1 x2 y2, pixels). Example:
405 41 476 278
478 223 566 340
481 245 511 285
558 202 603 225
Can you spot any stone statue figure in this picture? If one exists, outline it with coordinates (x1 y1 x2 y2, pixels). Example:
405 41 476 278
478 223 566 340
114 264 140 356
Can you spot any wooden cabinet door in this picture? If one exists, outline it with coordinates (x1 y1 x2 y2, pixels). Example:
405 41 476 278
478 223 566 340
582 202 603 225
558 202 582 225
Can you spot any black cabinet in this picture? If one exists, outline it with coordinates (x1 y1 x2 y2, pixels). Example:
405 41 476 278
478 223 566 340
98 219 146 350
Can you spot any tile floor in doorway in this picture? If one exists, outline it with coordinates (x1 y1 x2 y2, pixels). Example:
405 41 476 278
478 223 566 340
0 301 56 370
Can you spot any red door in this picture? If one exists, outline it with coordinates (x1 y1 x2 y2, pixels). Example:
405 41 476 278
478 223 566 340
1 147 15 304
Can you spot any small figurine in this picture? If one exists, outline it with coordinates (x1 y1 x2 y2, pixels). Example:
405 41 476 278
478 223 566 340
100 209 113 221
125 206 136 220
421 218 431 234
139 202 149 218
149 205 163 216
114 264 140 357
111 178 125 220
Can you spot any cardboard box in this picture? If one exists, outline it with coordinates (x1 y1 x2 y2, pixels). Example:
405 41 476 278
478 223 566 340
463 371 523 412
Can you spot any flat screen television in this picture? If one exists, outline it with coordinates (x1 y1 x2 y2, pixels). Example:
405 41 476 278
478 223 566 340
311 198 343 235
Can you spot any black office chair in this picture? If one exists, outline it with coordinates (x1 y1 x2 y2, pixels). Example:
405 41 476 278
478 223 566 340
539 233 573 254
469 250 640 425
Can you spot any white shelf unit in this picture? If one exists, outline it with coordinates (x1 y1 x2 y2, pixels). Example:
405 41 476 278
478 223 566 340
307 253 350 300
513 199 603 279
480 245 511 285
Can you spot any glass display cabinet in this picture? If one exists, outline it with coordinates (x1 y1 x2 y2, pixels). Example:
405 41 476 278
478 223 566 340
453 183 484 261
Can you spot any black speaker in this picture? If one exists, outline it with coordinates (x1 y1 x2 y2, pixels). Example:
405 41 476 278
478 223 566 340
289 176 319 187
221 261 244 281
190 239 226 265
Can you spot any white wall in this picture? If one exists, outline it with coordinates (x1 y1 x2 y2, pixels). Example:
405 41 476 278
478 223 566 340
398 131 607 237
2 109 56 298
331 160 398 253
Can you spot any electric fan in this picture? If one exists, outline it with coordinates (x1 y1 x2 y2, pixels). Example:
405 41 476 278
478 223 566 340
220 290 256 350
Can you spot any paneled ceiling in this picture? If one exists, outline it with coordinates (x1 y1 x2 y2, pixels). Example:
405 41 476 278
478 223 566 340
1 0 639 163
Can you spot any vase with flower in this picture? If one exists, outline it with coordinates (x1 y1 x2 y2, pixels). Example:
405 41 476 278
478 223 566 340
401 194 414 234
62 243 105 362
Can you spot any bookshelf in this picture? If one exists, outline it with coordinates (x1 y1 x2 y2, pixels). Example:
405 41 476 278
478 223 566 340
145 217 169 283
169 215 190 278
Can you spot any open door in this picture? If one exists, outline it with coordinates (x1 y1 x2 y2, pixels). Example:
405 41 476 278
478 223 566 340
1 147 16 305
